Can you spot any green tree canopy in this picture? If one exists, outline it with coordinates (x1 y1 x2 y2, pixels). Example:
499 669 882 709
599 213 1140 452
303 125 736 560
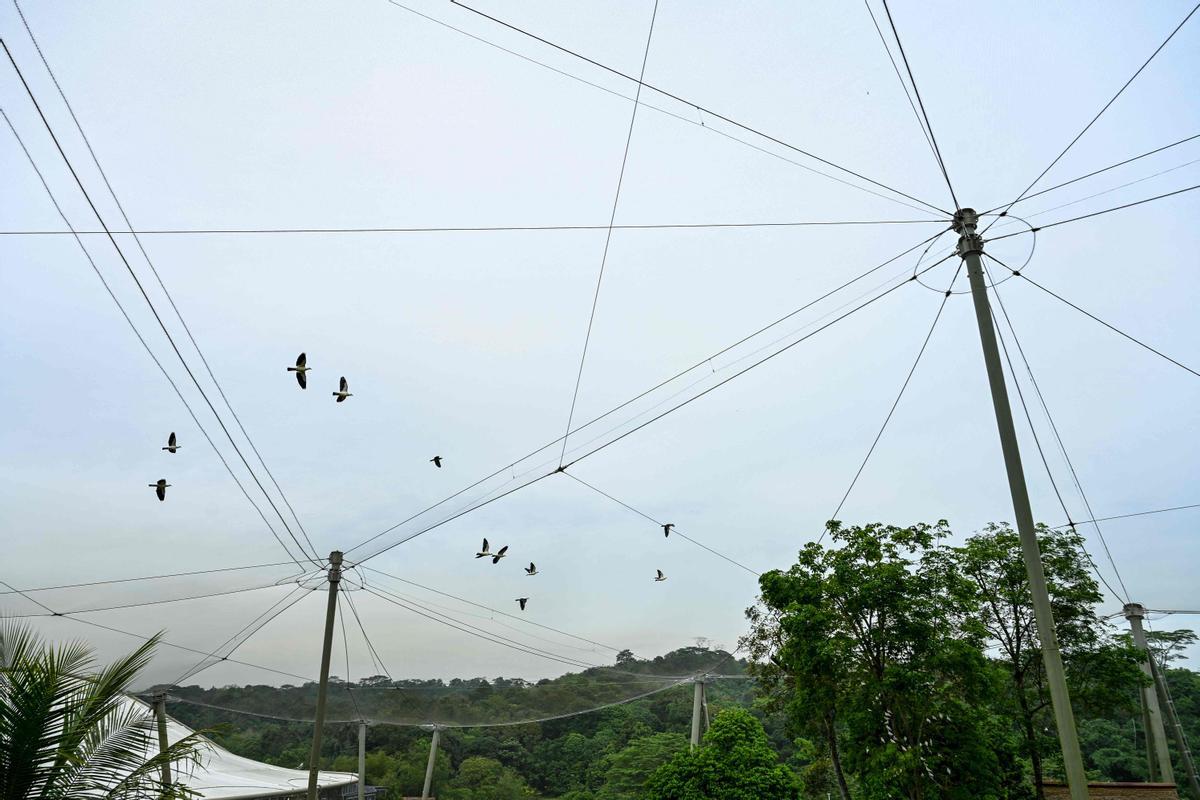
643 708 798 800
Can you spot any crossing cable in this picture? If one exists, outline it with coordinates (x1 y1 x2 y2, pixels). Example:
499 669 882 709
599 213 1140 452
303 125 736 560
818 258 962 544
362 573 616 655
985 157 1200 235
362 585 609 671
1 41 322 569
169 585 311 687
559 0 659 467
343 228 949 559
0 219 948 236
983 256 1131 603
980 132 1200 215
442 0 950 217
380 3 944 219
999 267 1200 380
562 472 760 576
862 0 937 165
38 612 317 684
354 250 960 564
879 0 959 211
986 183 1200 243
556 252 960 472
0 108 310 574
0 561 301 597
1049 502 1200 530
363 579 628 668
2 581 293 619
336 594 366 722
986 1 1200 230
343 591 392 680
10 0 320 564
361 566 620 652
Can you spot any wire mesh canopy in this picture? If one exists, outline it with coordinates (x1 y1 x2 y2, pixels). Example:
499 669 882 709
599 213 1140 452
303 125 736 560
160 650 747 729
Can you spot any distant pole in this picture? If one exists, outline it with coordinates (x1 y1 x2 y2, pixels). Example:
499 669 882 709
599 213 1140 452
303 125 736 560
690 678 705 749
307 551 344 800
1148 651 1200 798
955 208 1090 800
422 726 441 799
153 693 172 796
358 721 367 800
1123 603 1174 783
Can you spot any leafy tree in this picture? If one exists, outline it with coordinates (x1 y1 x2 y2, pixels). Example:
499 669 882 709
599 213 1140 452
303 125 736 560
0 621 208 799
1145 628 1198 667
596 732 687 799
441 755 535 800
747 521 1023 800
643 708 798 800
955 523 1144 796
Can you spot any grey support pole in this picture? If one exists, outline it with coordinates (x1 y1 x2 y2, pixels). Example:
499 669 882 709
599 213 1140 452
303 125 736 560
153 693 172 796
690 678 705 749
1123 603 1174 783
307 551 344 800
955 209 1090 800
422 726 441 799
358 721 367 800
1149 653 1200 798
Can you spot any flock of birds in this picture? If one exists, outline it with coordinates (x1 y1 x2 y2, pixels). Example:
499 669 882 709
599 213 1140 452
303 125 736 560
149 352 670 609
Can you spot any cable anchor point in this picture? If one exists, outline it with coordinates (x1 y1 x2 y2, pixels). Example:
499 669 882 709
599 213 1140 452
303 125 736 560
951 207 983 256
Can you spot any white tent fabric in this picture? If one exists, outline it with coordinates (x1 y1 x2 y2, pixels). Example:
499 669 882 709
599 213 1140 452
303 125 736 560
127 695 358 799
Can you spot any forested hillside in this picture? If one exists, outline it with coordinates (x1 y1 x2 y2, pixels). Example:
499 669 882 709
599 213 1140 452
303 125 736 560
165 522 1200 799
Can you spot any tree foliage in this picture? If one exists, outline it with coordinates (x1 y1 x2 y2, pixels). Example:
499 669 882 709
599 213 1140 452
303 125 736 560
0 621 209 800
643 708 798 800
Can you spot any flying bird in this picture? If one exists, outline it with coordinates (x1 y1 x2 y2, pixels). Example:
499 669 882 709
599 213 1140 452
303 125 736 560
162 432 181 453
332 376 352 402
654 569 666 582
662 523 674 538
515 597 528 611
491 545 508 564
149 479 170 502
524 562 538 576
430 456 442 468
475 538 491 559
287 352 310 389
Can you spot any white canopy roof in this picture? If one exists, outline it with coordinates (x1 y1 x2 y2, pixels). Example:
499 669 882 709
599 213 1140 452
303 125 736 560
128 695 357 799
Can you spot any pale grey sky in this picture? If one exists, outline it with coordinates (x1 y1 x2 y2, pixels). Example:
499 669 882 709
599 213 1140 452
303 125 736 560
1 0 1197 692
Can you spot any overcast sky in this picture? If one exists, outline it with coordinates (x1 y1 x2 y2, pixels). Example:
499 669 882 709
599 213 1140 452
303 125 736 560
1 0 1198 698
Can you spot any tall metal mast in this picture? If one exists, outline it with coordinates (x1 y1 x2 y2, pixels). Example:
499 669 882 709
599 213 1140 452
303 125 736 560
955 209 1089 799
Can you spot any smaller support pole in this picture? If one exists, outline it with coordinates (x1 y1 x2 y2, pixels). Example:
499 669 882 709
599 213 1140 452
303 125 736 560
153 693 172 796
1124 603 1174 783
690 678 705 749
358 721 367 800
1149 652 1200 798
307 551 344 800
422 726 441 799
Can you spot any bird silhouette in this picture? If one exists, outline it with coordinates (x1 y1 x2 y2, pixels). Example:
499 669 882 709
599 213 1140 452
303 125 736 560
162 432 181 453
524 562 538 576
654 569 666 582
475 539 491 559
515 597 528 611
430 456 442 468
662 523 674 538
149 479 170 502
332 376 352 402
287 352 310 389
492 545 508 564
